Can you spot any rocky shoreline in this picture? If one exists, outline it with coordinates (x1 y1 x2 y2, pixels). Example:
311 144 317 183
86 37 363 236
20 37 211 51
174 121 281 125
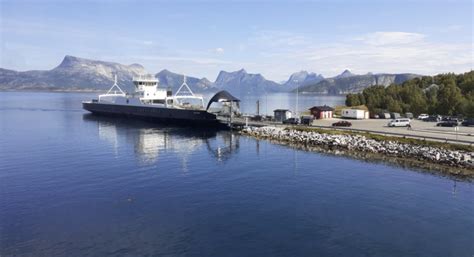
241 126 474 176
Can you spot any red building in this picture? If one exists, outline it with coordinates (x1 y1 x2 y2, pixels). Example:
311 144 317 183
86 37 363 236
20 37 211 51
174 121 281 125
309 105 334 119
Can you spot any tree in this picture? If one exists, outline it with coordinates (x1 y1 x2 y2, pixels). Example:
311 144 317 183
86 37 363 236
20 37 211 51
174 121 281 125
386 97 402 113
345 94 360 106
436 79 463 115
345 71 472 117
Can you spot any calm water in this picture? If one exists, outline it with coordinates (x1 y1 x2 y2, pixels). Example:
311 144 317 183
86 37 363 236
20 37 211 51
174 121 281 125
0 92 473 257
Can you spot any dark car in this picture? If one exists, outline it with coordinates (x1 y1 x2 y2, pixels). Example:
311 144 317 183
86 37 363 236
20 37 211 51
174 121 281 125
436 121 459 127
332 121 352 127
283 118 299 125
423 115 442 122
300 116 314 125
441 116 461 122
461 119 474 127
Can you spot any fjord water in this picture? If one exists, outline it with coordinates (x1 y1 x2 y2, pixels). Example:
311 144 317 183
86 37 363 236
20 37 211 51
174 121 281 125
0 92 473 257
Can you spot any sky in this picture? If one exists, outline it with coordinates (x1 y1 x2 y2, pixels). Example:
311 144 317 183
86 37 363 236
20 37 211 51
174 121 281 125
0 0 472 82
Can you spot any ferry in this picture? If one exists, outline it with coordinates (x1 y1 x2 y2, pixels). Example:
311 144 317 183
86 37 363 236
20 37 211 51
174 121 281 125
82 74 239 126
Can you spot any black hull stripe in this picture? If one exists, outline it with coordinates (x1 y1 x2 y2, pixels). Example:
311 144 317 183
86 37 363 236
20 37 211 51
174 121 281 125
82 102 223 127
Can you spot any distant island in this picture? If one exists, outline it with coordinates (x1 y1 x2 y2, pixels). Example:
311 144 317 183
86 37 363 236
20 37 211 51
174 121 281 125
1 55 424 96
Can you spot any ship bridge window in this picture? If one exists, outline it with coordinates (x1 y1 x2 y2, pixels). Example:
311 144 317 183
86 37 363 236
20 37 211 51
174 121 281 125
153 99 165 104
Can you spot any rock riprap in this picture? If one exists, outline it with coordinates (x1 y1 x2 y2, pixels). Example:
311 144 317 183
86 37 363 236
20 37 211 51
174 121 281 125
241 126 473 168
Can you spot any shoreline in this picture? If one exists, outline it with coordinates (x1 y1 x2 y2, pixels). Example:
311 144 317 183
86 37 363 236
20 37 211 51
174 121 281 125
241 126 474 178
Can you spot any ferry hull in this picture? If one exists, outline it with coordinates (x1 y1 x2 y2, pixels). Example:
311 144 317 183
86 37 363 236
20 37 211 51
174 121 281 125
82 102 223 127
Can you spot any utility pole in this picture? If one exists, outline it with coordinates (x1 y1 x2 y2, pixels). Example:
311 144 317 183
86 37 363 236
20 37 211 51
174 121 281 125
294 80 299 119
256 100 260 116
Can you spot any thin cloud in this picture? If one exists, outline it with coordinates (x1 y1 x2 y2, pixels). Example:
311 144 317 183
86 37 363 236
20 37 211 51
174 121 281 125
354 32 426 46
237 29 472 79
214 47 225 54
131 55 231 65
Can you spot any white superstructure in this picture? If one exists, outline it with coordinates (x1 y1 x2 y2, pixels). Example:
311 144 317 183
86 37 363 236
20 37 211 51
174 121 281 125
133 74 168 104
95 74 205 110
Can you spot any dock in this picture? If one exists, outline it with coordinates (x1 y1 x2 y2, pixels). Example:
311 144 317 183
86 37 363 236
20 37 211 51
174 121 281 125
217 115 282 129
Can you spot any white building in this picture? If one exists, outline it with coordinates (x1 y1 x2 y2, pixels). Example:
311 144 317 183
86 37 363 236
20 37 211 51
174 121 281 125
273 109 292 122
341 109 369 119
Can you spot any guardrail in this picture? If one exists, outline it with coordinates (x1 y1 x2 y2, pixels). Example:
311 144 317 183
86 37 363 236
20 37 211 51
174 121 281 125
309 125 474 146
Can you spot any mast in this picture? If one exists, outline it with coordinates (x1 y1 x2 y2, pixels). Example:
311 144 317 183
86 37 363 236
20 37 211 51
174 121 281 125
105 74 126 95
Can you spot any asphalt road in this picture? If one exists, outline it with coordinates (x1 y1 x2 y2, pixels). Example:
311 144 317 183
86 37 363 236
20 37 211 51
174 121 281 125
311 118 474 144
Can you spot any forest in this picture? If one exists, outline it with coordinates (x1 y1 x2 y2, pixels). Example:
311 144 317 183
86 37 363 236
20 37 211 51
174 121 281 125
345 71 474 118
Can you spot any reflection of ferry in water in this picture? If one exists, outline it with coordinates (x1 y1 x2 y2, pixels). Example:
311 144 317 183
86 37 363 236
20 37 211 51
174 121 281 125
82 114 240 165
82 74 239 127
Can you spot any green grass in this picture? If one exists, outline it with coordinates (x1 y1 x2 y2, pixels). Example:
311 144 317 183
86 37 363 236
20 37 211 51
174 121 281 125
286 126 474 152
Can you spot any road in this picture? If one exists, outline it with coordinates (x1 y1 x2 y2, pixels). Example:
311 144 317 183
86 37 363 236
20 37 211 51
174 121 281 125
311 118 474 144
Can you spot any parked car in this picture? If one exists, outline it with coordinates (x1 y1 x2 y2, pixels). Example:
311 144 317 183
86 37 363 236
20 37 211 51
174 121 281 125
332 121 352 127
390 112 401 119
282 118 299 125
461 119 474 127
405 112 414 119
300 116 314 125
437 121 459 127
442 116 462 122
417 114 429 120
423 115 442 122
442 116 463 123
388 118 411 127
379 112 391 119
369 113 379 119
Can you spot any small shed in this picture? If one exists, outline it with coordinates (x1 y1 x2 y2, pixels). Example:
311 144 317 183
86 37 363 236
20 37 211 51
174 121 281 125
309 105 334 119
274 109 292 122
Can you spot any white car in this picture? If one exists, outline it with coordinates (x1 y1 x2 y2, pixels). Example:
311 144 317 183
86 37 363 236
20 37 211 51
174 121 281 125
417 114 429 120
388 119 411 127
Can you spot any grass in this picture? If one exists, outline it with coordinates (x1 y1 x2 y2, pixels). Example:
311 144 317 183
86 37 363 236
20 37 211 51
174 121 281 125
286 126 474 152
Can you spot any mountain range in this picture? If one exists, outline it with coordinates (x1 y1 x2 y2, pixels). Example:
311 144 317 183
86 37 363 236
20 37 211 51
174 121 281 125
0 55 422 95
296 72 421 94
155 69 215 93
283 71 325 90
0 55 146 92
